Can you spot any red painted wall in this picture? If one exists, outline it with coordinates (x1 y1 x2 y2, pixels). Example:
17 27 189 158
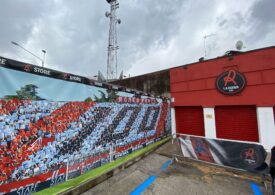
170 46 275 107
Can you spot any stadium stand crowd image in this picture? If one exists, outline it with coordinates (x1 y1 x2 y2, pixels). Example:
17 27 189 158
0 57 170 194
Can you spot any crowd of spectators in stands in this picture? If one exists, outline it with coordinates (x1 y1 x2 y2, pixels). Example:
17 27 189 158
0 100 67 184
0 99 22 115
0 100 168 185
0 100 65 142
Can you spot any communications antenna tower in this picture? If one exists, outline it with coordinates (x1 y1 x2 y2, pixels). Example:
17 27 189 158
105 0 121 81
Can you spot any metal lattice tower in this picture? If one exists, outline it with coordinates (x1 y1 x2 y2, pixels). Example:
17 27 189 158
105 0 121 81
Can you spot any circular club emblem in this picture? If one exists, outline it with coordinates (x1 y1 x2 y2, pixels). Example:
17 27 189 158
24 64 31 72
240 148 259 167
216 69 246 95
63 73 69 80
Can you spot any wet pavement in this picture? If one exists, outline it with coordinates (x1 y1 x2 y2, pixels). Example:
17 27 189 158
82 141 272 195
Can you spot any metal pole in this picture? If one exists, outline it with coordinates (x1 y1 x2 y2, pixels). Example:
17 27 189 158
42 50 46 67
11 41 45 67
65 159 69 181
109 143 113 162
106 0 120 81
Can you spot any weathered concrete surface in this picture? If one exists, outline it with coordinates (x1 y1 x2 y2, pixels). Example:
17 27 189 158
148 161 270 195
82 141 272 195
155 139 182 158
82 153 170 195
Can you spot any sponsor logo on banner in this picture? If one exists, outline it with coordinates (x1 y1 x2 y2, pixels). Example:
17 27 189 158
16 182 40 195
34 67 51 75
0 58 7 65
69 75 82 82
24 65 31 72
146 140 154 146
50 171 66 186
240 148 259 166
0 168 66 194
63 73 69 79
216 69 246 95
132 144 143 151
115 150 129 158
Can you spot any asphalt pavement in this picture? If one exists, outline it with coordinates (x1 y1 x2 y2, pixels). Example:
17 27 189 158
82 141 272 195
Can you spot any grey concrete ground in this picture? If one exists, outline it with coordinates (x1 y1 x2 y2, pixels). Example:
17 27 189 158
82 141 272 195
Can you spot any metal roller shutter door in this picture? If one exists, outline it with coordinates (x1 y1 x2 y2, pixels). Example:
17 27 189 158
175 106 205 136
215 106 259 142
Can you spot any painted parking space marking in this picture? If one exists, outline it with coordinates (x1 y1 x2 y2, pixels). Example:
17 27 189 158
130 159 172 195
250 181 263 195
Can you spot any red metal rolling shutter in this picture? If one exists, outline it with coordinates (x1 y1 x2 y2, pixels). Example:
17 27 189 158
175 106 205 136
215 106 259 142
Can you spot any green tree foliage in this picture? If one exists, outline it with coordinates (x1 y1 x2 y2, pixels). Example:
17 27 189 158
94 90 107 102
106 88 117 102
94 89 117 103
84 97 93 103
15 84 43 100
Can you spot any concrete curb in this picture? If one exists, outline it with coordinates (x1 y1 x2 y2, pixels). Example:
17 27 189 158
59 138 171 195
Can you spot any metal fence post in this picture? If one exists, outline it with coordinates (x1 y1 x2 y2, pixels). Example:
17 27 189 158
109 144 113 162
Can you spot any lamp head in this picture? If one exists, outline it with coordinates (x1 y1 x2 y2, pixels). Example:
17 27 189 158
11 41 19 46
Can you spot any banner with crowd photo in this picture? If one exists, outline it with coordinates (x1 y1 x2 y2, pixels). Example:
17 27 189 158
66 134 168 180
178 134 268 172
0 56 171 194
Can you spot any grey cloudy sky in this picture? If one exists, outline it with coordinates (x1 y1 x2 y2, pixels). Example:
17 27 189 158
0 0 274 78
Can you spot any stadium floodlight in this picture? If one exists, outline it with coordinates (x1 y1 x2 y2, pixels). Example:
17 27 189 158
11 41 46 67
105 11 111 18
105 0 121 81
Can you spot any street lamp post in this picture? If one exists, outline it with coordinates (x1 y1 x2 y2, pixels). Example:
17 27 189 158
11 41 46 67
42 50 46 67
